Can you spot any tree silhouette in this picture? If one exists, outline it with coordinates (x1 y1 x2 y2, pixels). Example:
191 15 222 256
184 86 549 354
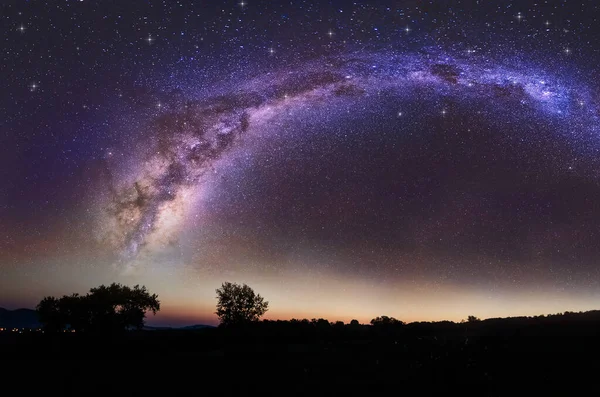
467 315 481 323
370 316 404 326
86 284 159 331
215 282 269 326
36 283 160 333
36 296 64 332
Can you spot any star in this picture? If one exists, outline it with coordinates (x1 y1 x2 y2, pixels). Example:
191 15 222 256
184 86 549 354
29 82 38 92
146 35 154 44
18 25 25 33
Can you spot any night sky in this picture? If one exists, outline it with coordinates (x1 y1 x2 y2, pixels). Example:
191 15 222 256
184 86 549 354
2 0 600 327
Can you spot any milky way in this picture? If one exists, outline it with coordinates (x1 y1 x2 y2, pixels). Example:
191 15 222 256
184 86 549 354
96 47 600 273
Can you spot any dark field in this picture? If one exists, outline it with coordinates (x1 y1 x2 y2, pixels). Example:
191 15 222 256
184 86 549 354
3 313 600 396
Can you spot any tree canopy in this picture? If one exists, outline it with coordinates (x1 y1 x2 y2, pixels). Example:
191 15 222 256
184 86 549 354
215 282 269 326
36 283 160 333
370 316 404 326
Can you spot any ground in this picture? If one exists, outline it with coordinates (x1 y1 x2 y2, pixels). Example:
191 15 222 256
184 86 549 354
2 315 599 395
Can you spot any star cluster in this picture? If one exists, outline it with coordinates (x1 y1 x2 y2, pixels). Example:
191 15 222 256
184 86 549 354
2 0 600 326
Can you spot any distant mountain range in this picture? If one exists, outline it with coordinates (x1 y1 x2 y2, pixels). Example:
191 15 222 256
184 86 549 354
0 307 214 330
0 308 40 329
144 324 215 331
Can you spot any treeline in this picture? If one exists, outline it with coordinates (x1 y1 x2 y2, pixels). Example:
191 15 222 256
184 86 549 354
231 309 600 335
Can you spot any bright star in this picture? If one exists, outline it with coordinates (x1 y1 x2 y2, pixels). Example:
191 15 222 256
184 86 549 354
18 25 25 33
29 82 38 91
146 35 154 44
